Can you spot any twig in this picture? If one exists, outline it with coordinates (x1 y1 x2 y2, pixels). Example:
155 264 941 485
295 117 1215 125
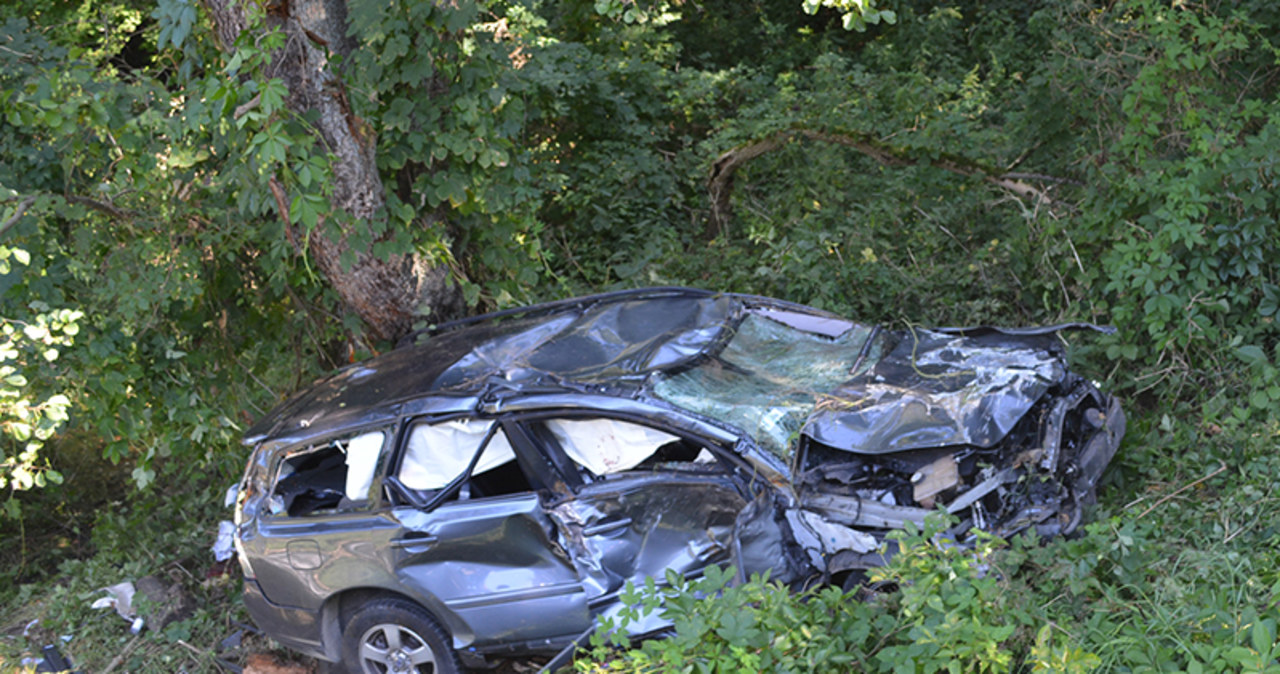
177 639 207 658
231 349 278 407
268 176 299 252
234 93 261 119
100 633 144 674
1001 171 1085 186
1135 461 1227 520
0 44 32 58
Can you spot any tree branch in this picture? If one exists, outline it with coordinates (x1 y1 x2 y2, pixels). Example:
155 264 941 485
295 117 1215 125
707 127 1075 235
234 93 261 119
708 136 783 237
0 196 37 237
65 194 136 220
268 176 302 254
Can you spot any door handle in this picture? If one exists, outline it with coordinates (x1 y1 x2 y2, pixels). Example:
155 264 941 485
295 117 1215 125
583 518 632 537
390 534 438 549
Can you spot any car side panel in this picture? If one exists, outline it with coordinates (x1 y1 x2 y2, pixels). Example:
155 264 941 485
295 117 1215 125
242 579 326 659
246 510 404 610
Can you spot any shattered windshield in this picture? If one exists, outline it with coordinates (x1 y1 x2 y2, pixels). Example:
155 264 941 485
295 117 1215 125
652 311 875 458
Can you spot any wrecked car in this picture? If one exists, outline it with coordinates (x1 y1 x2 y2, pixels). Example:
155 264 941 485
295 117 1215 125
232 287 1123 673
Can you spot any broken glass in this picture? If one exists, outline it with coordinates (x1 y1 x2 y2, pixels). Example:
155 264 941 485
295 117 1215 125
652 312 873 457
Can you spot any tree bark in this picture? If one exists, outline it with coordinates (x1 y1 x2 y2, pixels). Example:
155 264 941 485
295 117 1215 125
202 0 463 342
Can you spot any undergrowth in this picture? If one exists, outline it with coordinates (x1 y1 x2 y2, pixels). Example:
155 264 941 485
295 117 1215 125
0 476 251 673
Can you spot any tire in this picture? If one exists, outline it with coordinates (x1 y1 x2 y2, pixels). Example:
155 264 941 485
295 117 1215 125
341 598 461 674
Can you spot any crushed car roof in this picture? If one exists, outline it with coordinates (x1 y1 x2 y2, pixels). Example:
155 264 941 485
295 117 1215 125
246 287 1111 462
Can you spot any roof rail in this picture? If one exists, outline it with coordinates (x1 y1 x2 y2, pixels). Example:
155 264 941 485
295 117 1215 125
396 286 718 349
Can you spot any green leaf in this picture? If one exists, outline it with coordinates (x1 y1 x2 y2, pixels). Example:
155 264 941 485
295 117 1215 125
1253 619 1276 655
132 466 156 490
1237 344 1268 366
10 422 32 441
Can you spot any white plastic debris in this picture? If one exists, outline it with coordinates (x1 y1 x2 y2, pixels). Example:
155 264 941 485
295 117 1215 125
786 509 878 564
90 581 137 620
212 520 236 562
802 510 879 555
224 483 239 508
22 618 38 637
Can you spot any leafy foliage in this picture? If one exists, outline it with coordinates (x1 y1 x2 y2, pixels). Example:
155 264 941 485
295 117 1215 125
802 0 898 32
3 0 1280 670
578 515 1058 673
0 294 80 496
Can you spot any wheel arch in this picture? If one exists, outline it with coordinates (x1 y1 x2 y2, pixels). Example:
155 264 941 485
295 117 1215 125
319 586 474 661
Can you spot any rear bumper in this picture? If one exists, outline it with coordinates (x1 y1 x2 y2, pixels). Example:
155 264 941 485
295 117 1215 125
243 580 326 659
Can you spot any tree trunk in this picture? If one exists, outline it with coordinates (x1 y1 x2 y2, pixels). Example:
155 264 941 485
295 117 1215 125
203 0 463 342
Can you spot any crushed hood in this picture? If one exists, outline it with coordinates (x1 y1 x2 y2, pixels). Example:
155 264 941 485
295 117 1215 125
801 326 1090 454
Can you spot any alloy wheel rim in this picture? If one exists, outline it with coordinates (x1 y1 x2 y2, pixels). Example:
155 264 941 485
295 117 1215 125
358 623 437 674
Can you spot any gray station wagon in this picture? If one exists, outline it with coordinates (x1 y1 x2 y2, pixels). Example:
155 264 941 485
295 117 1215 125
231 287 1124 673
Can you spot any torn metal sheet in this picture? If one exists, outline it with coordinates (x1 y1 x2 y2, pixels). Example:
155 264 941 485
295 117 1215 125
547 473 745 600
803 329 1067 454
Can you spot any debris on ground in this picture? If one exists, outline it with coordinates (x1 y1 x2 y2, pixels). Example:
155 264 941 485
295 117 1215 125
243 652 316 674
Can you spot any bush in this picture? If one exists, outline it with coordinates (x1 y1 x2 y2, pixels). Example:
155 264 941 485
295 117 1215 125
575 513 1079 674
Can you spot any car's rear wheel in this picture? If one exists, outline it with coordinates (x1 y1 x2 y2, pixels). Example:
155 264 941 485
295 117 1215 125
341 598 460 674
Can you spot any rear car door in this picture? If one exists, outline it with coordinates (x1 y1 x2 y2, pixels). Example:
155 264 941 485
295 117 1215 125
384 417 590 648
245 428 404 617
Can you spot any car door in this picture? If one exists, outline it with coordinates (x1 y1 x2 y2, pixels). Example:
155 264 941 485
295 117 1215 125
512 415 749 609
247 427 401 605
383 416 591 648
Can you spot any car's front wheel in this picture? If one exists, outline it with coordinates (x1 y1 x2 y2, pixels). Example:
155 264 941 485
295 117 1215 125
341 598 460 674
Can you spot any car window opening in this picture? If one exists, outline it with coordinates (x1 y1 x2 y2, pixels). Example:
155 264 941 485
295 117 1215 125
270 430 386 517
398 419 531 504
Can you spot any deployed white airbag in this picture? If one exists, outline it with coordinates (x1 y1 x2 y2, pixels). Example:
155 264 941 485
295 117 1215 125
400 419 515 490
546 418 678 475
343 430 386 500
